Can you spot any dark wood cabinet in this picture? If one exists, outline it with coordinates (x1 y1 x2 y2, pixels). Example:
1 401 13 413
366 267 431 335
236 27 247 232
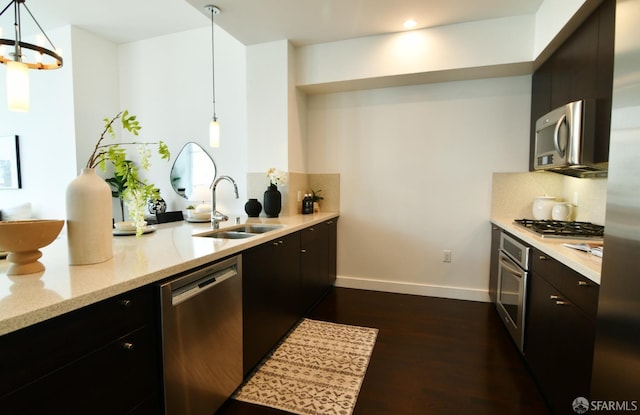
300 223 330 314
529 0 615 170
242 219 338 375
525 249 599 414
488 225 501 303
242 231 301 375
0 286 161 415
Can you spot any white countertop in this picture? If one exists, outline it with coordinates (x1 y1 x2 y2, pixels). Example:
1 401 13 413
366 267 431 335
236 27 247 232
491 217 602 285
0 212 339 336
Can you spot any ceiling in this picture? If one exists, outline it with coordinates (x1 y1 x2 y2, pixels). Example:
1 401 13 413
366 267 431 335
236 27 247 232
7 0 543 46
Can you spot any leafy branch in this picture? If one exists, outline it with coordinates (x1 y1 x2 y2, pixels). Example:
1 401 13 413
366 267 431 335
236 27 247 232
85 110 170 169
86 110 170 236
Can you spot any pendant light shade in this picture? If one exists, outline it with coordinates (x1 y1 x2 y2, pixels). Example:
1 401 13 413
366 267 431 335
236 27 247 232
206 5 220 148
209 117 220 147
6 60 28 111
0 0 63 112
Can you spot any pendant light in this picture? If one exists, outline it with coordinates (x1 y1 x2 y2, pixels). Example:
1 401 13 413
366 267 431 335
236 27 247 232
0 0 63 112
206 5 220 148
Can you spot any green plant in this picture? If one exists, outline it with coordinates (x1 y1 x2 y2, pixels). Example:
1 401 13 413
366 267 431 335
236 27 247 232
87 110 170 236
311 189 324 203
104 160 131 221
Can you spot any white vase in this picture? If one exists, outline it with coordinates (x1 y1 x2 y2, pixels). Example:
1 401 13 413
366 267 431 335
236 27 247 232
66 168 114 265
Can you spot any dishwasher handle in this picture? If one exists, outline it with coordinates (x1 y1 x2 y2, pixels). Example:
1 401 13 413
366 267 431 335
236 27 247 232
171 266 238 306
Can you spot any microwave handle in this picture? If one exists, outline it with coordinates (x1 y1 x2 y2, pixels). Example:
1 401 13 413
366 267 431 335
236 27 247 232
553 114 567 157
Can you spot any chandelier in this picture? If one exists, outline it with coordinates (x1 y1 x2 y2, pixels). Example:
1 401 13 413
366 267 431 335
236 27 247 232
0 0 63 112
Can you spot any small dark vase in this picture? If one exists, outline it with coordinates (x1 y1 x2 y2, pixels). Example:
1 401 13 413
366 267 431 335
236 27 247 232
263 184 281 218
147 190 167 214
244 198 262 217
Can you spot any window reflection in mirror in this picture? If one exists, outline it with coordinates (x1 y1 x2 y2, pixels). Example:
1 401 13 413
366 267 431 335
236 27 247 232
170 142 217 199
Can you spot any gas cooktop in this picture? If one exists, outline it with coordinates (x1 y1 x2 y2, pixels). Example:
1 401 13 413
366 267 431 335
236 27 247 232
513 219 605 239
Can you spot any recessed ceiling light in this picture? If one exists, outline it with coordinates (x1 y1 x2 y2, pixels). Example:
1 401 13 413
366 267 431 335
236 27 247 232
403 19 417 29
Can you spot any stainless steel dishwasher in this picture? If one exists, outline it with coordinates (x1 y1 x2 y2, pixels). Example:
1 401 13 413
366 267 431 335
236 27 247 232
159 255 242 415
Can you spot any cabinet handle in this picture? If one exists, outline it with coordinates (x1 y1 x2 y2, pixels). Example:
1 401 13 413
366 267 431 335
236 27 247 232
309 227 315 231
327 221 334 225
539 255 548 261
272 240 284 246
555 300 570 306
550 295 560 300
119 299 132 308
578 281 589 286
122 342 135 351
300 249 307 254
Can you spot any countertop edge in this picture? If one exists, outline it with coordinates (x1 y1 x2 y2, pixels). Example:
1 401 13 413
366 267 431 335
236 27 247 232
491 217 602 285
0 212 340 336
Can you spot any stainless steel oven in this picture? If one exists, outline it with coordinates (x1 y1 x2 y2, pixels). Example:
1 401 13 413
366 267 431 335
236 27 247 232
496 232 530 353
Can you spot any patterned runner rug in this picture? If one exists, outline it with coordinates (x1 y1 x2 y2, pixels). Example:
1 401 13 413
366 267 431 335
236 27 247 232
233 318 378 415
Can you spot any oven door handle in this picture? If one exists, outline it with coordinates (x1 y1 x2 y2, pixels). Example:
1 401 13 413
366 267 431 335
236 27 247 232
499 254 525 277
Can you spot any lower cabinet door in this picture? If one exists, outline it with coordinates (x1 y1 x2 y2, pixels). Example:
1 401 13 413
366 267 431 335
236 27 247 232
1 326 159 415
525 273 595 414
242 232 301 375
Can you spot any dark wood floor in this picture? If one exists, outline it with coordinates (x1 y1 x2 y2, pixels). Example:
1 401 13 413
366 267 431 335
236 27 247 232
216 287 549 415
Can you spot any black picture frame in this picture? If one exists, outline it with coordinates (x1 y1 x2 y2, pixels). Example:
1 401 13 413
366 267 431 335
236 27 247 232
0 135 22 189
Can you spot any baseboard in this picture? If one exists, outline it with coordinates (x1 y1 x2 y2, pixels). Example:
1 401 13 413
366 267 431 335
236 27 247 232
335 275 491 303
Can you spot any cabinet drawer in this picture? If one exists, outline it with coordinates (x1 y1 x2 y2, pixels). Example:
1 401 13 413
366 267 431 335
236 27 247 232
562 267 600 318
0 286 155 395
1 326 159 415
531 249 562 289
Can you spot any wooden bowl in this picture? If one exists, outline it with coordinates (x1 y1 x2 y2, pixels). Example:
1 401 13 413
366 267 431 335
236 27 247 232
0 220 64 276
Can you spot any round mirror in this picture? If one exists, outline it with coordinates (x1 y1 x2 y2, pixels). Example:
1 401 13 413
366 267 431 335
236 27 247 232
170 142 217 199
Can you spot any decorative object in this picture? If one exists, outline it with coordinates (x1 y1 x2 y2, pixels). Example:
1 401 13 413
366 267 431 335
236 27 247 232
244 198 262 217
0 219 64 275
311 188 323 213
170 142 216 199
189 184 212 212
0 0 63 112
552 202 574 221
147 189 167 214
66 168 114 265
105 160 132 221
81 110 170 235
263 184 281 218
206 5 221 147
0 135 21 189
302 193 313 214
66 111 170 265
233 319 378 415
263 168 286 218
532 195 556 220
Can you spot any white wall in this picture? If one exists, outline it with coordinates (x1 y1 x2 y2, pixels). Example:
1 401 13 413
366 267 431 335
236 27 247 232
118 26 248 216
296 15 534 88
70 26 120 176
246 40 289 173
307 75 532 301
534 0 586 57
0 26 76 219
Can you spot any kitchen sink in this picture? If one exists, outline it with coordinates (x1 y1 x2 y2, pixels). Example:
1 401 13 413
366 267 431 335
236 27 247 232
228 224 284 234
195 224 284 239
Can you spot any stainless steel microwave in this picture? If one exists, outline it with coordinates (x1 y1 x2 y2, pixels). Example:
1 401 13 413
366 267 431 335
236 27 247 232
534 99 606 178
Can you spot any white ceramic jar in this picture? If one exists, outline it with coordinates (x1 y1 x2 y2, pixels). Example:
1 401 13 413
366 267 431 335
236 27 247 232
532 196 556 220
552 202 574 221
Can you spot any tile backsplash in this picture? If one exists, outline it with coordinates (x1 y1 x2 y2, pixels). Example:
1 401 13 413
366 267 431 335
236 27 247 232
492 172 607 224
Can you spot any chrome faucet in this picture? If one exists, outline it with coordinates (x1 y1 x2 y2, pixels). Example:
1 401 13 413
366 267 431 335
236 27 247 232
211 175 239 229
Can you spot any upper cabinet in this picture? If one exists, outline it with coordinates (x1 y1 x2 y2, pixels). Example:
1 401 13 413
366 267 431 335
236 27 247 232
529 0 616 171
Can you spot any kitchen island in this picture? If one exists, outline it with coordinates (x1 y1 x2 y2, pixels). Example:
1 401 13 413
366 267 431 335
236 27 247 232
0 211 339 336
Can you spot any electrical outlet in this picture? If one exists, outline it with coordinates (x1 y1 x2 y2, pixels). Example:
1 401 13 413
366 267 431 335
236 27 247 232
443 250 452 263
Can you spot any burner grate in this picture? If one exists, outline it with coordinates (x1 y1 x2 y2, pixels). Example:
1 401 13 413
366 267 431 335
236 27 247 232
514 219 604 239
